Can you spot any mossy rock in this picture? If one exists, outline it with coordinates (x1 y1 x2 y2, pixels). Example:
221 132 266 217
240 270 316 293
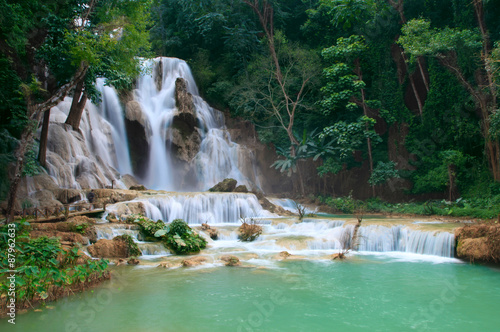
208 178 237 192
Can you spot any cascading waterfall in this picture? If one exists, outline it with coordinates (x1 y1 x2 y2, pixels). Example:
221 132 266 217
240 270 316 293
128 193 275 224
131 57 259 191
96 79 132 175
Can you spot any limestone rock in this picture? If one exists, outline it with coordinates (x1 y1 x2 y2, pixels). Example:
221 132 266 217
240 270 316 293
279 251 291 259
220 255 241 266
181 256 207 267
208 178 237 192
129 185 147 191
128 258 140 265
88 239 129 258
457 238 490 262
157 262 172 268
234 185 249 193
55 189 82 204
125 101 150 178
175 77 195 115
201 223 218 240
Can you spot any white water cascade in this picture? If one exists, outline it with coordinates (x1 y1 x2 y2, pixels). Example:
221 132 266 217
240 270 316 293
96 79 132 175
131 57 259 191
107 193 276 224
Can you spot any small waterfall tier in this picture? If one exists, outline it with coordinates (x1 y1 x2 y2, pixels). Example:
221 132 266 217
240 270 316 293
262 221 455 258
107 192 275 225
356 225 455 257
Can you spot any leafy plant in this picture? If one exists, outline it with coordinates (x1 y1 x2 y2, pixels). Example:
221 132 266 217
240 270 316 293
164 219 207 254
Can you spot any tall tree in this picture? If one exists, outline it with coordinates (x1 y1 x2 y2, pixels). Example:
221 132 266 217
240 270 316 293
398 9 500 181
0 0 151 222
242 0 320 196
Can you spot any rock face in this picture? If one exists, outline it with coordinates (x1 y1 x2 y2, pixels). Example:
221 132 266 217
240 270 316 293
455 224 500 263
125 100 150 178
181 256 207 267
208 178 237 192
167 77 202 164
201 223 218 240
87 238 130 258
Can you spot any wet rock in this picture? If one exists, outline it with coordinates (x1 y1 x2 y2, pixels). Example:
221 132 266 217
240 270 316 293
220 255 241 266
279 251 291 259
54 188 82 204
128 258 140 265
455 224 500 263
209 178 237 193
115 258 128 266
125 101 150 178
234 185 249 193
129 185 147 191
181 256 207 267
157 262 172 268
92 189 138 204
106 213 120 223
175 77 195 115
88 239 129 258
331 253 346 260
201 223 218 240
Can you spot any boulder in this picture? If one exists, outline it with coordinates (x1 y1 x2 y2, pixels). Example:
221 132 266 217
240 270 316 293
457 237 490 262
55 189 82 204
157 262 172 269
201 223 218 240
181 256 207 267
129 185 147 191
128 258 140 265
209 178 237 193
234 185 249 193
220 255 241 266
279 251 291 259
88 238 129 258
455 224 500 263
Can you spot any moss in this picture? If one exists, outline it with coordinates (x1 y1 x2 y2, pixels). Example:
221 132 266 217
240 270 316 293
114 235 142 257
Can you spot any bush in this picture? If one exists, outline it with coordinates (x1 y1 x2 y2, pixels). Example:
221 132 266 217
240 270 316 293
0 221 108 309
165 219 207 254
238 218 263 241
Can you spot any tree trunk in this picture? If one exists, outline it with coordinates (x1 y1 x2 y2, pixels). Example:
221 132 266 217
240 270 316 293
38 109 51 167
354 59 375 197
4 65 88 224
65 80 87 131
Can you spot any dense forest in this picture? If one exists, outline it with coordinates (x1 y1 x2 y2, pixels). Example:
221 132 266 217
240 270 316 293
2 0 500 207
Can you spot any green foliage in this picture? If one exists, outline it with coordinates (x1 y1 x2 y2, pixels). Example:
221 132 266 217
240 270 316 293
114 234 142 257
0 221 108 306
369 161 400 186
165 219 207 255
398 19 481 63
137 217 206 254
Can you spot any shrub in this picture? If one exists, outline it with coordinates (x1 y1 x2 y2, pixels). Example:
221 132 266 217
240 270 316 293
164 219 207 254
238 218 263 241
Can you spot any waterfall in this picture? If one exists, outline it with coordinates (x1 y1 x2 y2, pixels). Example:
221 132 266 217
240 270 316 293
356 225 455 257
96 79 132 175
131 57 259 191
131 193 275 224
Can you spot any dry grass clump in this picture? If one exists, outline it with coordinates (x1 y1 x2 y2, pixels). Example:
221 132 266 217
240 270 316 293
455 224 500 262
